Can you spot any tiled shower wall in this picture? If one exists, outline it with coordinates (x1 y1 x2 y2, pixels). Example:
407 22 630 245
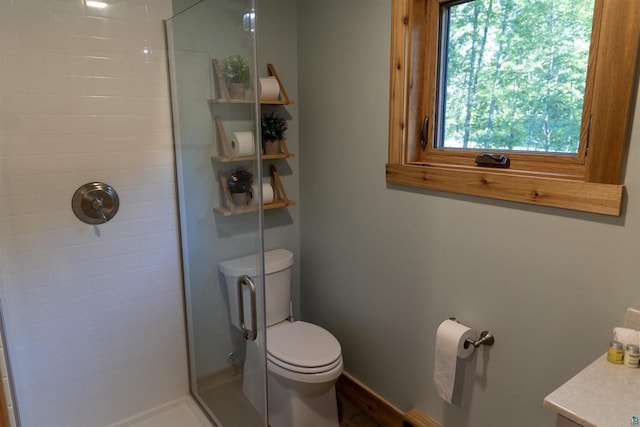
0 1 188 426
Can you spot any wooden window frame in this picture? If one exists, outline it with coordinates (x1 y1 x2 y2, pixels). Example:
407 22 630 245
387 0 640 216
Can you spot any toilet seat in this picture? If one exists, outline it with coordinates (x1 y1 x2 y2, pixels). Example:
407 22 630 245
266 321 343 382
267 356 344 384
268 353 343 374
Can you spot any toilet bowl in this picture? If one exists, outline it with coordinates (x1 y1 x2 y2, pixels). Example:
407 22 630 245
267 320 343 427
220 249 343 427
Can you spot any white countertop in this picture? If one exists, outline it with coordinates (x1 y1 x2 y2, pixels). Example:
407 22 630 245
544 354 640 427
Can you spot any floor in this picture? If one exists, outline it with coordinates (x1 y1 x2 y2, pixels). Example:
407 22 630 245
197 366 384 427
113 372 383 427
198 371 263 426
337 392 384 427
200 379 383 426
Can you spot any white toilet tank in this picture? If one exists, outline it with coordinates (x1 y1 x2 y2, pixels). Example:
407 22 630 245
220 249 294 330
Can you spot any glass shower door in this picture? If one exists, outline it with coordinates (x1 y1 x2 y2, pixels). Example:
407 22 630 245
165 1 267 426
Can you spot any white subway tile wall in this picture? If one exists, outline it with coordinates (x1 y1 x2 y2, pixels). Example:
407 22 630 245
0 1 189 426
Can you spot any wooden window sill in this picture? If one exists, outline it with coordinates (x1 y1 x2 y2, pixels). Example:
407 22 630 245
386 164 623 216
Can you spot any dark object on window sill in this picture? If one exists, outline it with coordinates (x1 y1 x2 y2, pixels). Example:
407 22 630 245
475 153 510 168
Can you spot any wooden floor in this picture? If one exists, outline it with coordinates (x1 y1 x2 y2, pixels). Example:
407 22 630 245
338 391 384 427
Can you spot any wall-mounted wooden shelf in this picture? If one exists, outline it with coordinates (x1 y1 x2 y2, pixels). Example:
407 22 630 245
213 117 294 161
210 60 295 216
208 99 292 106
214 199 296 216
211 61 294 105
212 153 295 163
214 165 295 216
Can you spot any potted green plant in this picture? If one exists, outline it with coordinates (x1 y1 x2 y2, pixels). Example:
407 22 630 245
222 55 250 99
227 167 253 205
261 112 288 154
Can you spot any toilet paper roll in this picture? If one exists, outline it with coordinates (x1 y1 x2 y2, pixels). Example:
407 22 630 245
249 183 275 206
259 77 280 101
230 131 255 157
433 319 476 403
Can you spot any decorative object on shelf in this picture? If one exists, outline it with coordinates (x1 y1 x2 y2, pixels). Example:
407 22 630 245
213 118 294 161
215 165 294 216
221 55 250 99
227 167 254 205
261 112 287 154
211 62 292 105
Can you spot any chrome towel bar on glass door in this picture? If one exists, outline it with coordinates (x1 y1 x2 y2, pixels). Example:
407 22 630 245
238 275 257 341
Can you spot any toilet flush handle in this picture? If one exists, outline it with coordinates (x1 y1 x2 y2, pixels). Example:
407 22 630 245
237 275 257 341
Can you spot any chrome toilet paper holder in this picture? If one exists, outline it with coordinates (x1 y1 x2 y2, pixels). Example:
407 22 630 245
465 330 495 349
449 317 495 349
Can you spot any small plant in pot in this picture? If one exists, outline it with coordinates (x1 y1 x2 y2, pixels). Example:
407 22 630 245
222 55 250 99
261 112 288 154
227 167 253 206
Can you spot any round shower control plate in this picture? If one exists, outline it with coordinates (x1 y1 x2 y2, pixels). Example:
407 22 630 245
72 182 120 225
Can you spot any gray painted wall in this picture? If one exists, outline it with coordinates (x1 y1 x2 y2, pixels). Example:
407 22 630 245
297 1 640 426
257 0 301 321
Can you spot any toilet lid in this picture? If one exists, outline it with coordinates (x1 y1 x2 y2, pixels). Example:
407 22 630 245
267 321 342 369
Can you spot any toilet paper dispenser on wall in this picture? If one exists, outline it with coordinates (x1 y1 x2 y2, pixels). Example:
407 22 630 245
449 317 495 349
434 318 496 403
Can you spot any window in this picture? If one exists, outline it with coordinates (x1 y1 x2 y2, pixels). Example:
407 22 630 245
439 0 592 154
387 0 640 215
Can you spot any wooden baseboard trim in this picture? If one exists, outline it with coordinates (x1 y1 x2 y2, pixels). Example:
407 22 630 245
403 408 442 427
0 374 7 427
336 372 404 427
335 372 441 427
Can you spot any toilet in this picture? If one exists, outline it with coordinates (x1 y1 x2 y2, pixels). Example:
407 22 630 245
220 249 343 427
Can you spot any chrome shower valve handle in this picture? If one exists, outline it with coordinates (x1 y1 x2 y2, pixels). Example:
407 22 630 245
72 182 119 225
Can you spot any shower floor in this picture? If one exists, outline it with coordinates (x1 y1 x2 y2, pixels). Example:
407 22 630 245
108 396 212 427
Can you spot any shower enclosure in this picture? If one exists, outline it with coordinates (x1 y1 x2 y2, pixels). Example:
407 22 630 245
0 0 275 425
166 1 269 426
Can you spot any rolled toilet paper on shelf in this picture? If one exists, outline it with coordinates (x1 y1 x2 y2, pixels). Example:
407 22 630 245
259 77 280 101
433 319 476 404
230 131 255 157
263 183 274 204
249 183 275 206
